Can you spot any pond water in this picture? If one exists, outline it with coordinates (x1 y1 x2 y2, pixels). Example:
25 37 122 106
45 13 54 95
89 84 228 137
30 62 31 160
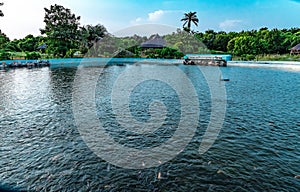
0 60 299 191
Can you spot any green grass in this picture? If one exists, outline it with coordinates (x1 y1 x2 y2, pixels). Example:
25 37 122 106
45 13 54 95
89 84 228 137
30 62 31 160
5 51 300 62
256 54 300 61
233 54 300 61
6 52 51 60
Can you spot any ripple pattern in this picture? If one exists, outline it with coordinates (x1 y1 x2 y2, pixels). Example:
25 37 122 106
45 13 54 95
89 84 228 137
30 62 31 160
0 65 299 191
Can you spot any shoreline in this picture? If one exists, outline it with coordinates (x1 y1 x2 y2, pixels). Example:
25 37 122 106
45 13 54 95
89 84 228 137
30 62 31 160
2 58 300 71
229 60 300 65
228 60 300 72
2 57 300 63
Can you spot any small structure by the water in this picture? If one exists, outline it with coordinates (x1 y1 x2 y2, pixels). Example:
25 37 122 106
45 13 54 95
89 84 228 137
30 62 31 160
0 60 50 69
290 43 300 54
183 55 227 67
140 34 166 48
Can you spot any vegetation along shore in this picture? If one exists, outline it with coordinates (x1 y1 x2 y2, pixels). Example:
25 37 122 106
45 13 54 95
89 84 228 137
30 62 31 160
0 4 300 61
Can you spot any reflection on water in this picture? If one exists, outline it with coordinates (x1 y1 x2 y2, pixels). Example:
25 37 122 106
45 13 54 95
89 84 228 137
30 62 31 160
0 64 299 191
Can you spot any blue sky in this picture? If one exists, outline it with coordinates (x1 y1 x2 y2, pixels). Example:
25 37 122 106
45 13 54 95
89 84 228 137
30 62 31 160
0 0 300 39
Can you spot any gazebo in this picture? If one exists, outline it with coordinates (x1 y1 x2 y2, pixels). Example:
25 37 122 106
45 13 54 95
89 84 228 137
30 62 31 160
140 34 166 49
290 43 300 54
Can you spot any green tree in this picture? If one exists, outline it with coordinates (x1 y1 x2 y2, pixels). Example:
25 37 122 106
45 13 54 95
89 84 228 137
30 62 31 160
0 30 9 49
40 4 81 57
212 31 231 52
25 51 41 60
201 30 216 50
262 29 284 54
181 12 199 33
3 40 21 52
164 28 205 54
79 24 107 54
80 24 107 47
18 34 42 52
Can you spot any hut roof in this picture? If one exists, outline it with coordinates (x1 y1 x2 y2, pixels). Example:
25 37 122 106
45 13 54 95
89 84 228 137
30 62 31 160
140 34 166 48
37 43 47 49
291 43 300 51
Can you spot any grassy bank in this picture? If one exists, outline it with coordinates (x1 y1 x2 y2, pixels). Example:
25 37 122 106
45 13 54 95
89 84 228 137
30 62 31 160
1 51 62 60
3 51 300 62
233 54 300 61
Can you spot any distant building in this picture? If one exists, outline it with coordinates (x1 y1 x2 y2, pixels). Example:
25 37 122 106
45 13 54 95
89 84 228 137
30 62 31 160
290 43 300 54
140 34 166 49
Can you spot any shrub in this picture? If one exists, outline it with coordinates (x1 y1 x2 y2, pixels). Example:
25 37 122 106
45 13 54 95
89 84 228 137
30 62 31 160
0 51 11 60
241 54 255 61
25 52 41 60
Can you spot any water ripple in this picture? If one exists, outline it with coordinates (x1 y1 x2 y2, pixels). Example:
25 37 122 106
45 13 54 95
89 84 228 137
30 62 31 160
0 66 299 191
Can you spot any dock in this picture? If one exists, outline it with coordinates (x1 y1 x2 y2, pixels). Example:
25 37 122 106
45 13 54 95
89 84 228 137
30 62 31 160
0 60 50 69
183 55 229 67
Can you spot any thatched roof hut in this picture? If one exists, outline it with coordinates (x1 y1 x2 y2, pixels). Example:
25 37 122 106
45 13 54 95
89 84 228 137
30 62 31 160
140 34 166 48
290 43 300 54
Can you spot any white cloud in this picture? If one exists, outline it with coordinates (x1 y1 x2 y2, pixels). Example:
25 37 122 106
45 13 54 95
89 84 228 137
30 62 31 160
130 17 144 25
135 17 142 22
129 10 183 30
148 10 165 21
219 19 243 30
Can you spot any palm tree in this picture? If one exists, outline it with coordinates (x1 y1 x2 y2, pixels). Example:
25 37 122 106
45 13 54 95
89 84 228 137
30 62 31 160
0 2 4 17
181 12 199 33
80 24 107 48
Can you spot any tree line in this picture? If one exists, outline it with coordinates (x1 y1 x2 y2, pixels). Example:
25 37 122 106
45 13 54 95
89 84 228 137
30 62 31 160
0 5 300 60
195 27 300 57
180 11 300 59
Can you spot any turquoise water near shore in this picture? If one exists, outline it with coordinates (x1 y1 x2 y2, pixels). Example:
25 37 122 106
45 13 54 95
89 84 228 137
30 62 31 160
0 61 299 191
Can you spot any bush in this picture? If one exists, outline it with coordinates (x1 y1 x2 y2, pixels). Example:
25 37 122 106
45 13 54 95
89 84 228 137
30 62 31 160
25 52 41 60
65 49 80 58
241 54 255 61
0 51 11 60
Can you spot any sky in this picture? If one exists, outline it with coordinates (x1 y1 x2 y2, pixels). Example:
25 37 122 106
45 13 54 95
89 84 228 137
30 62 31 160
0 0 300 39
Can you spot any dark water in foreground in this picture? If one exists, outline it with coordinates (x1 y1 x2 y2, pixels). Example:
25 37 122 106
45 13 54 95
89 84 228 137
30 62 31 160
0 63 299 191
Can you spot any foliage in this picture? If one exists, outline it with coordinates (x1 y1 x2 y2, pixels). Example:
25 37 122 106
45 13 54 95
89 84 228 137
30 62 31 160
0 30 9 49
195 27 300 58
0 2 4 17
2 40 21 52
256 54 300 61
18 34 44 52
65 48 80 58
2 4 300 61
82 32 185 59
80 24 107 48
181 12 199 33
164 29 206 54
40 4 81 57
0 51 10 60
25 52 41 60
158 47 184 59
88 35 147 57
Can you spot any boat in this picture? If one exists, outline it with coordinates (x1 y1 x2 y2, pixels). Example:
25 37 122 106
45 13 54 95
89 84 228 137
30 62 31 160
183 55 227 67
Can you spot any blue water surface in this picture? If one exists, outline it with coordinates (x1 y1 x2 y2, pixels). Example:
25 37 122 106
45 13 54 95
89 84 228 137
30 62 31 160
0 60 299 191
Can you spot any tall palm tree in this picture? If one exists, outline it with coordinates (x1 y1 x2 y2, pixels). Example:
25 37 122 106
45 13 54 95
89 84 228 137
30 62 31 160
181 12 199 33
0 2 4 17
80 24 107 48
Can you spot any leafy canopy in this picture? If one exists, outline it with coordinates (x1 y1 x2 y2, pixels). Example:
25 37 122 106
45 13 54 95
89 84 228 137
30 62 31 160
0 2 4 17
80 24 107 50
40 4 81 57
40 4 80 40
181 12 199 33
